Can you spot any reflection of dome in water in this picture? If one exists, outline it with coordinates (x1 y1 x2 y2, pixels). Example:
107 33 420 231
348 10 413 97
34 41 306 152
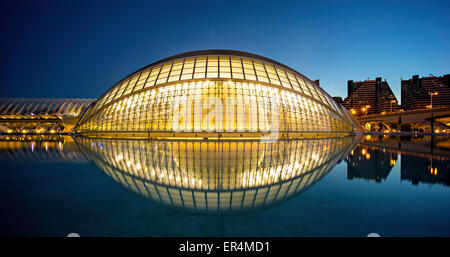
77 137 355 212
75 50 358 139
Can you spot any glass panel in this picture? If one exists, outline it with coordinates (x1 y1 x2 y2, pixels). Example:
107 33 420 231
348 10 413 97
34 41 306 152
287 71 302 93
193 57 206 79
144 65 161 88
264 63 280 86
206 56 218 78
231 57 244 79
168 59 184 82
242 59 256 81
123 72 141 96
295 75 312 96
180 58 194 80
253 61 269 83
113 78 130 100
276 67 292 89
134 68 151 91
156 62 172 85
219 56 231 79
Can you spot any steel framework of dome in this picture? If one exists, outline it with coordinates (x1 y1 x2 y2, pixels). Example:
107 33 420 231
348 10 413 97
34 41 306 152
75 50 358 139
0 98 94 117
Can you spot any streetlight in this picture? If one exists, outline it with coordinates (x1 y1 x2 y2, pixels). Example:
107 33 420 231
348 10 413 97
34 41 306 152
428 92 439 109
364 105 370 115
350 109 357 115
390 100 397 113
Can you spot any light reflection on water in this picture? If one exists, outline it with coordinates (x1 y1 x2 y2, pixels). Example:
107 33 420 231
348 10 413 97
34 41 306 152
347 135 449 186
0 134 449 236
75 136 356 212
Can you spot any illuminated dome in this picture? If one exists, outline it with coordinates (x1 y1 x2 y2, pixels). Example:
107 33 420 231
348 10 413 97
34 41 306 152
76 50 357 139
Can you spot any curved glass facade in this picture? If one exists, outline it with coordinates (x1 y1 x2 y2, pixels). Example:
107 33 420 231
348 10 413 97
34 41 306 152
77 137 355 212
76 50 356 138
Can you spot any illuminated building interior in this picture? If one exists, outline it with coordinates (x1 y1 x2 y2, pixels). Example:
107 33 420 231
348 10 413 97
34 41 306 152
76 137 355 212
76 50 357 139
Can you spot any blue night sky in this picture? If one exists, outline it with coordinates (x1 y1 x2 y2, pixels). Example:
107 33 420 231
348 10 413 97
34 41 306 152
1 0 449 103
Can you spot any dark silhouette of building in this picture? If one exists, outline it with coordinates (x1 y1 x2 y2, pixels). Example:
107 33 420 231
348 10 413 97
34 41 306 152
342 77 399 116
401 155 450 186
345 146 397 183
314 79 320 87
332 96 343 105
401 74 450 110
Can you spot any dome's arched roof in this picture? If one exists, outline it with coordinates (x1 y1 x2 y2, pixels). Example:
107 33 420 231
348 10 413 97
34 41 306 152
77 50 357 136
88 50 341 115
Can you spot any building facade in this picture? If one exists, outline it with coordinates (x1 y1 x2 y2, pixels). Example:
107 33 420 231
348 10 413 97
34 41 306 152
75 50 358 139
401 74 450 110
332 96 343 105
0 98 95 133
342 77 399 116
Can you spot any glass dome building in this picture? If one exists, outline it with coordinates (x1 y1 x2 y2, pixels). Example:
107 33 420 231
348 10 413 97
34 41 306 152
76 50 358 139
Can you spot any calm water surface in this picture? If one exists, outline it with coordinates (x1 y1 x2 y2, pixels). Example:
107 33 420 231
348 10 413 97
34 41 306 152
0 135 449 236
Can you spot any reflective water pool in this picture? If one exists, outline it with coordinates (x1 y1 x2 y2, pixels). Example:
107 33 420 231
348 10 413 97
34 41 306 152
0 135 449 236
